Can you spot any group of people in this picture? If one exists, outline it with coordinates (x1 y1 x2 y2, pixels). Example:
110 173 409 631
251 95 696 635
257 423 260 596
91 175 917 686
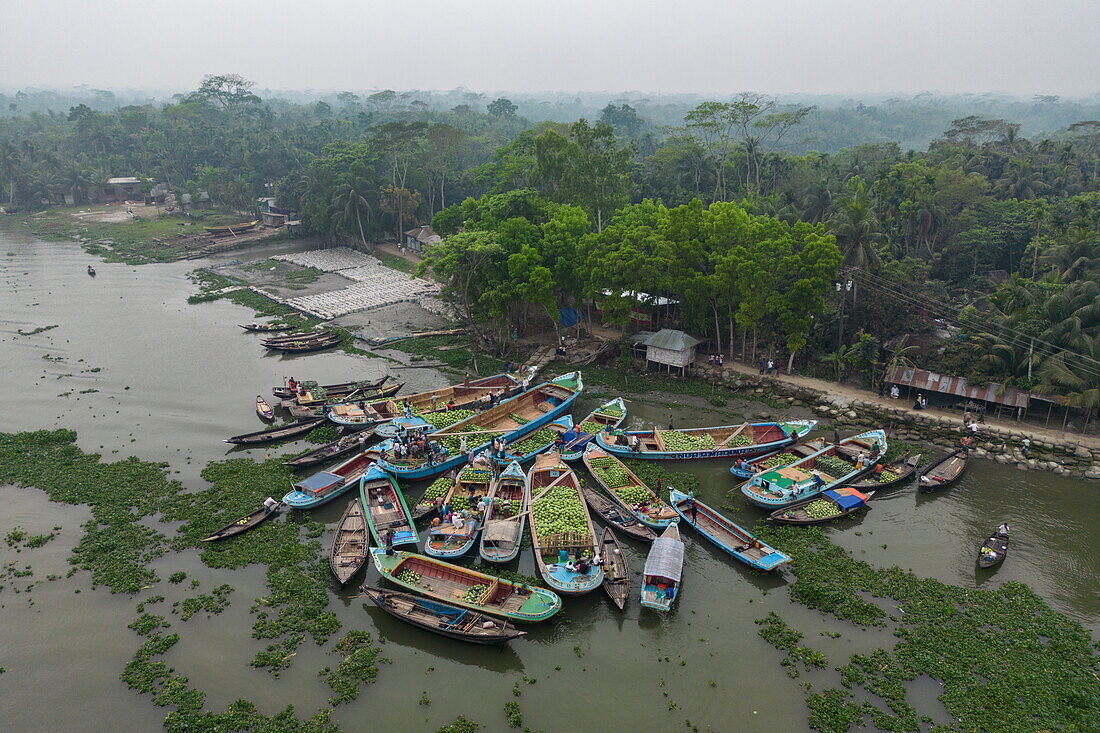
758 358 778 375
707 353 725 367
564 552 602 575
912 393 929 410
389 428 447 465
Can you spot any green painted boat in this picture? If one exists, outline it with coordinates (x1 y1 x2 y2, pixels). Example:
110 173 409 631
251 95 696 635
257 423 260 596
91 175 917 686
359 465 419 548
370 548 562 623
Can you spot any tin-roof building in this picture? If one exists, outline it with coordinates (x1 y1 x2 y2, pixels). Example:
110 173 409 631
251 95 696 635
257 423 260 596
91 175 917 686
642 329 701 376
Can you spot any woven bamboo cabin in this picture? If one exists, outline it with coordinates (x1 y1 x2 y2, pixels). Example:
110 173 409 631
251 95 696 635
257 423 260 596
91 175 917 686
641 329 701 376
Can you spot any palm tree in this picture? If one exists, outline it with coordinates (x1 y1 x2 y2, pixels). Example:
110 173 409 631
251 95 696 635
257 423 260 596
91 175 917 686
1036 334 1100 431
827 179 886 272
330 178 372 248
0 140 20 207
1039 227 1099 282
819 345 850 382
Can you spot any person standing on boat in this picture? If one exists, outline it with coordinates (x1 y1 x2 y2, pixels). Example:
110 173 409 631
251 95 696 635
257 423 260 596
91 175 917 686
288 377 297 392
384 529 395 556
263 497 279 513
833 427 841 445
686 493 698 522
997 522 1010 536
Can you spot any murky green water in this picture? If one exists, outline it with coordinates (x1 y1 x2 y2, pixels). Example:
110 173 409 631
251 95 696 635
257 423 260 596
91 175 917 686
0 230 1096 732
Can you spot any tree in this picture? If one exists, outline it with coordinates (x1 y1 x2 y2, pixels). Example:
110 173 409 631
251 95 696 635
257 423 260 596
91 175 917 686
193 74 260 112
534 120 633 231
828 178 885 274
331 177 373 248
487 98 518 119
379 185 421 243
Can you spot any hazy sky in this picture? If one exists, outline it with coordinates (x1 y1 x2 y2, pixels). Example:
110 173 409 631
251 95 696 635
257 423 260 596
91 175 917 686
1 0 1097 96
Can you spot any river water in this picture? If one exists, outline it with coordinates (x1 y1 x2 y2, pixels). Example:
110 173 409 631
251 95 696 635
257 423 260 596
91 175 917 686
0 229 1096 733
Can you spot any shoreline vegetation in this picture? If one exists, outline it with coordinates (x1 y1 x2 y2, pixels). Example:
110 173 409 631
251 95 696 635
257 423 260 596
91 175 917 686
1 427 1096 732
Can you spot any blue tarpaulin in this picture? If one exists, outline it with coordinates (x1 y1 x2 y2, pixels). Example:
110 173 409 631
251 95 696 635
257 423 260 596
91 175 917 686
558 307 580 328
823 488 867 510
295 472 342 493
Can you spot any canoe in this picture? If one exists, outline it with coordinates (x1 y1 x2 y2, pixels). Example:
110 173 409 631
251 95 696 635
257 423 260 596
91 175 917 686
329 499 368 584
977 530 1009 568
424 459 494 559
290 383 404 419
560 397 628 461
728 439 826 479
918 449 968 492
283 450 380 509
327 373 519 426
359 464 419 548
285 430 375 469
273 375 390 399
640 524 684 611
582 444 678 529
224 417 325 445
200 503 281 542
264 335 342 353
741 429 887 508
843 453 922 490
526 452 604 595
369 548 562 622
361 585 527 644
299 381 402 408
595 419 817 461
261 330 330 344
579 486 657 542
256 396 275 420
479 461 530 563
492 415 576 466
768 487 875 525
600 527 630 610
241 322 293 333
670 490 791 571
376 371 584 481
205 220 259 235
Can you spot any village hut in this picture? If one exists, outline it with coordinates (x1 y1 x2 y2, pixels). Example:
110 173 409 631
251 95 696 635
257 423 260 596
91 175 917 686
641 329 701 376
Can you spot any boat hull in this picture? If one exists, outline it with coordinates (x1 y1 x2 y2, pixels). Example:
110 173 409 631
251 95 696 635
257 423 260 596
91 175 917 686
671 490 791 571
596 420 817 461
362 586 526 644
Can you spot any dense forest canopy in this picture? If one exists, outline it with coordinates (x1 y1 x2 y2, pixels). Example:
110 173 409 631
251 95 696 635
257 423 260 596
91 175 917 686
1 75 1098 422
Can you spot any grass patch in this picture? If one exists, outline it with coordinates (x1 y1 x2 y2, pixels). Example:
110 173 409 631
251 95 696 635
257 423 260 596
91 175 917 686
319 630 387 705
373 251 416 274
577 362 787 410
17 324 58 336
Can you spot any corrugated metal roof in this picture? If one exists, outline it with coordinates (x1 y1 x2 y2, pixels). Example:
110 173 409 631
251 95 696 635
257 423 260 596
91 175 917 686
883 365 1031 408
644 536 684 581
106 176 142 185
642 329 701 351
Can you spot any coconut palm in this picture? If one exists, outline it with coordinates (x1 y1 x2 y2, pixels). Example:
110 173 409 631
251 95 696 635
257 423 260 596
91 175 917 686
827 179 886 272
330 177 373 248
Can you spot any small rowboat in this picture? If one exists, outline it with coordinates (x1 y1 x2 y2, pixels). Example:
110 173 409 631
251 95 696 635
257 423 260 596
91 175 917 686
844 454 922 490
87 265 96 276
224 417 325 445
640 524 683 611
527 453 604 595
479 461 529 563
670 490 791 571
256 396 275 420
205 220 259 235
283 450 380 509
265 335 342 354
241 323 293 333
359 464 419 548
728 439 826 479
361 586 527 644
291 384 406 420
600 527 630 610
370 548 562 622
327 373 519 426
424 459 493 559
919 449 968 492
200 502 281 542
580 486 657 542
582 444 677 529
298 381 403 409
285 431 374 469
596 419 818 461
261 330 330 344
273 375 390 399
977 530 1009 568
330 499 369 584
560 397 628 461
768 488 875 525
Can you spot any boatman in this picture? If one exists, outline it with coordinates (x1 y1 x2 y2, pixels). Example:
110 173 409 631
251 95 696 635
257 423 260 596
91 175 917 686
263 497 279 513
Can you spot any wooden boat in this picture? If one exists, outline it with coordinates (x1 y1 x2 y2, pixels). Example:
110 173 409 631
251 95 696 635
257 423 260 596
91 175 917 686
600 527 630 610
640 524 684 611
376 372 583 481
205 220 259 235
424 459 493 559
728 439 826 479
526 452 603 595
582 444 678 529
741 429 887 509
283 450 380 509
272 375 390 399
479 461 530 563
370 549 562 622
329 499 368 584
560 398 628 461
289 384 405 420
595 419 817 461
327 373 519 427
255 396 275 420
670 490 791 571
843 453 922 490
493 415 575 466
241 322 293 333
579 486 657 542
918 449 968 492
264 335 342 354
361 586 527 644
86 265 96 276
768 488 875 526
261 330 331 344
285 431 374 469
297 381 402 408
977 529 1009 568
224 417 325 445
359 464 419 547
200 502 281 542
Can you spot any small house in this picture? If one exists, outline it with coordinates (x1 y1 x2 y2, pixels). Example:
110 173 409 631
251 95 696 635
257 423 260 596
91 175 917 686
101 176 145 203
403 225 441 253
641 329 701 376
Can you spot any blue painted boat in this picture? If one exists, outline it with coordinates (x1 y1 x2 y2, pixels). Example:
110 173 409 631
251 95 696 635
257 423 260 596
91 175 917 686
560 397 628 461
376 372 584 481
728 438 827 479
424 459 494 558
491 415 575 466
479 461 529 564
669 489 791 571
594 419 817 461
327 373 517 428
741 429 887 509
282 449 380 509
582 443 678 529
359 464 419 548
640 524 683 612
527 452 604 595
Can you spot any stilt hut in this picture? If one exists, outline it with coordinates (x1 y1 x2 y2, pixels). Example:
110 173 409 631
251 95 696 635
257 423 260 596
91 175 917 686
641 329 700 377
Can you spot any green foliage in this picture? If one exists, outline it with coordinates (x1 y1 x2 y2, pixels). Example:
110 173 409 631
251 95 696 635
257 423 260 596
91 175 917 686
178 584 233 621
319 630 385 705
436 718 480 733
504 701 523 728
